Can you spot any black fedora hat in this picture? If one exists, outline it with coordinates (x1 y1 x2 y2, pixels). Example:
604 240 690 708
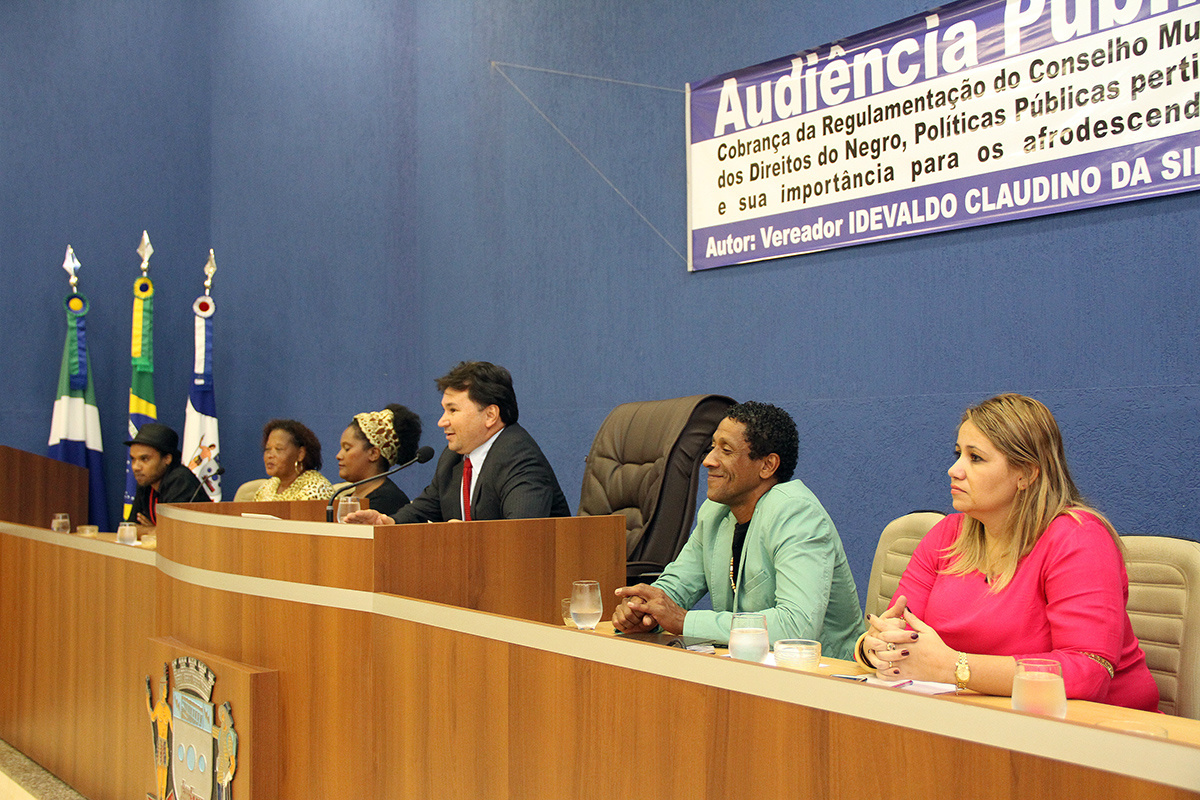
125 422 180 456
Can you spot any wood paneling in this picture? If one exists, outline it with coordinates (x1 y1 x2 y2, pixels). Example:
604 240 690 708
4 505 1199 800
0 533 156 800
373 514 625 623
0 446 88 528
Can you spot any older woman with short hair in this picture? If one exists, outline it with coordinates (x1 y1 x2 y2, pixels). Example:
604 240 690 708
860 393 1157 711
254 419 334 501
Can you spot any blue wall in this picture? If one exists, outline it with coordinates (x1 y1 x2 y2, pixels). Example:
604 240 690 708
2 0 1197 594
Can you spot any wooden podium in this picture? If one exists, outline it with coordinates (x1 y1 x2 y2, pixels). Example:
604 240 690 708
0 445 87 528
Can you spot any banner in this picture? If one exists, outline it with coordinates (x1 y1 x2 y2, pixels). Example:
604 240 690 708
47 249 110 530
182 282 222 501
686 0 1200 270
123 272 158 520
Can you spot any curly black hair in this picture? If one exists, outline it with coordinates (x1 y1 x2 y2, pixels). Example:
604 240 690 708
724 401 798 482
348 403 422 469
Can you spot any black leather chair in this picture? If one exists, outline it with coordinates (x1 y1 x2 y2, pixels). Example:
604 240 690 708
578 394 734 585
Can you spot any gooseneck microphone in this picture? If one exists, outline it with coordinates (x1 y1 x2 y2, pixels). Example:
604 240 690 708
187 465 225 503
326 446 435 522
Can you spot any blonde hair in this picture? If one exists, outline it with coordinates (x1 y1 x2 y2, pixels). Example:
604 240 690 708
944 393 1121 590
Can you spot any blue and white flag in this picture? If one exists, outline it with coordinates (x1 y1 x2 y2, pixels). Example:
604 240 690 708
47 247 110 529
182 253 221 500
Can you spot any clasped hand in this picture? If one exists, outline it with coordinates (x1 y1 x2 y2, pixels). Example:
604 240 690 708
612 584 686 635
861 594 954 682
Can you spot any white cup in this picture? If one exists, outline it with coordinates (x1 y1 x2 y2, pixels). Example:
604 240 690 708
116 522 138 545
774 639 821 670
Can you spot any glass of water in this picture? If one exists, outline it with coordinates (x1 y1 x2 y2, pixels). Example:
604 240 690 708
570 580 602 630
335 496 361 522
1012 658 1067 718
728 612 769 663
51 513 71 533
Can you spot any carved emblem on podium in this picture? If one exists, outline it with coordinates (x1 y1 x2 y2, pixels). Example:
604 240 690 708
145 656 239 800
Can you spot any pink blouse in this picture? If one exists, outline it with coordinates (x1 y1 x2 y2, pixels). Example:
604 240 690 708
897 512 1158 711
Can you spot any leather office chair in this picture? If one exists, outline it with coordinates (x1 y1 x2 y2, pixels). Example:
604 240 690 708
864 511 945 617
578 394 734 585
1123 535 1200 719
232 478 267 502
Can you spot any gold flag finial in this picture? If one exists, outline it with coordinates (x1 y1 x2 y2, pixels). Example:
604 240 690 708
203 249 216 296
137 230 154 276
62 245 81 293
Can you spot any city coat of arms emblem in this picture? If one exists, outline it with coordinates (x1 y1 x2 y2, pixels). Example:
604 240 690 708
145 656 238 800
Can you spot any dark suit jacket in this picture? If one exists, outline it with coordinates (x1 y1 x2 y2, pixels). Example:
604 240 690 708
392 423 570 523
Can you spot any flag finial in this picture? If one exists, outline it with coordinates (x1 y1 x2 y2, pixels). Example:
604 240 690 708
137 231 154 277
203 249 216 296
62 246 81 293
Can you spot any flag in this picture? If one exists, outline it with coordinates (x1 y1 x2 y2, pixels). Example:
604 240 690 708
182 270 221 500
122 271 157 520
48 248 110 530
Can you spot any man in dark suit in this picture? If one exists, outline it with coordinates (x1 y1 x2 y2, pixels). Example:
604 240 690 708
347 361 569 524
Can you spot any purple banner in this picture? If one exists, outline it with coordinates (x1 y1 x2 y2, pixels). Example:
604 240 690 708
686 0 1200 270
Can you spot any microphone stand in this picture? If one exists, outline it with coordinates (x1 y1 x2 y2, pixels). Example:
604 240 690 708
187 465 225 502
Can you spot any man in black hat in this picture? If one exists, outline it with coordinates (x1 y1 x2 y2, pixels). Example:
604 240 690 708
125 422 205 526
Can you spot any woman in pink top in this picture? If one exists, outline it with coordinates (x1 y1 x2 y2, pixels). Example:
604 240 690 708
859 394 1158 711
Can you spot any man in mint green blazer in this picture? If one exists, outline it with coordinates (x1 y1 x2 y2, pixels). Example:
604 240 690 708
613 401 864 660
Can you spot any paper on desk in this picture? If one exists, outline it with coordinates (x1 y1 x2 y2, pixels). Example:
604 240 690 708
864 674 956 694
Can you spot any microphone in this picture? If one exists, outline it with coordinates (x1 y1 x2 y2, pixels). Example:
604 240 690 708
187 465 225 502
326 446 435 521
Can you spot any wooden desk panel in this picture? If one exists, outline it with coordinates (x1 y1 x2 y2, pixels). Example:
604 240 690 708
0 445 88 528
373 514 625 623
0 528 156 800
157 506 375 591
4 514 1199 800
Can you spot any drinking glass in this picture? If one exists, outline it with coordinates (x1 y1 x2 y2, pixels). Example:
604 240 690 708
570 580 602 630
335 496 361 523
51 513 71 533
728 612 769 663
561 598 576 627
774 639 821 670
116 522 138 545
1011 658 1067 718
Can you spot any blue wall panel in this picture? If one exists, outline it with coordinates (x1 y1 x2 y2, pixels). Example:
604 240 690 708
1 0 1196 595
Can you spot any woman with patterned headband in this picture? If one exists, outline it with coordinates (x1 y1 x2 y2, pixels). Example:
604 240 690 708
335 404 423 516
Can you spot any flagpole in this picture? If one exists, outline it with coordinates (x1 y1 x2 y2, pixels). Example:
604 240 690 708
183 250 222 500
48 246 110 530
122 231 158 521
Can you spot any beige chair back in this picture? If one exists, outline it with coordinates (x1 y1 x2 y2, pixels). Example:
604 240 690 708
864 512 945 618
1123 535 1200 719
232 478 268 502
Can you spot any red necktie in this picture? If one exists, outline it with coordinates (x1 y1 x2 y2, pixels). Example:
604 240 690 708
461 456 473 521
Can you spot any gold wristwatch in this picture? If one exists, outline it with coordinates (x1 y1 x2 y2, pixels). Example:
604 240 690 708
954 652 970 693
